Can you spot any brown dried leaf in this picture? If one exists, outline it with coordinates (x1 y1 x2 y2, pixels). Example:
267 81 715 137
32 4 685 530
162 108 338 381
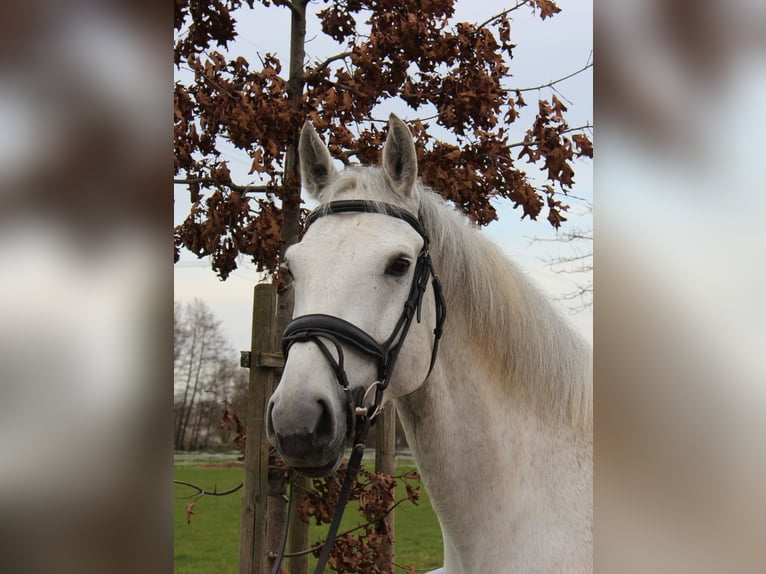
185 501 197 524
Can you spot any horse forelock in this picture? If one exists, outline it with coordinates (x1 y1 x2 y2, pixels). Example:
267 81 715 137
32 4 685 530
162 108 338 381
318 168 592 433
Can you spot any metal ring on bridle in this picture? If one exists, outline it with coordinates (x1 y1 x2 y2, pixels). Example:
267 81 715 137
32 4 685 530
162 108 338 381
355 380 383 419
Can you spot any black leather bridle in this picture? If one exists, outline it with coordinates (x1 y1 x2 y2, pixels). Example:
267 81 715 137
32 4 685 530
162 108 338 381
272 200 447 574
282 200 446 428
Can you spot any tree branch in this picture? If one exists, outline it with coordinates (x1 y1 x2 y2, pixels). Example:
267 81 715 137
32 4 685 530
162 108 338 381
476 1 530 31
544 253 593 268
410 62 593 127
534 187 589 202
532 230 593 243
174 480 243 499
174 178 272 194
507 123 593 148
276 0 302 16
177 63 238 98
516 60 593 93
559 283 593 312
312 51 354 74
281 496 412 558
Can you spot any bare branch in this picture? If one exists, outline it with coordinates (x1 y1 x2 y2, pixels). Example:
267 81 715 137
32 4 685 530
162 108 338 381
559 284 592 311
532 231 592 243
533 187 589 202
476 1 530 31
543 253 592 269
174 178 272 194
312 51 354 74
528 207 593 313
516 61 593 93
559 283 593 313
174 480 243 499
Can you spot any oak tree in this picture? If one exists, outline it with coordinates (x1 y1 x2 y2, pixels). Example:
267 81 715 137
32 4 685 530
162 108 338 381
173 0 592 280
173 2 591 572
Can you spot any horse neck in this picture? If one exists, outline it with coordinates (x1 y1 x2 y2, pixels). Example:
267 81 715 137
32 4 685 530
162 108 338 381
395 204 592 570
398 366 591 570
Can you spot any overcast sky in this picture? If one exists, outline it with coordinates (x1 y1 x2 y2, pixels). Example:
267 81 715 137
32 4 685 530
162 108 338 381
174 0 594 353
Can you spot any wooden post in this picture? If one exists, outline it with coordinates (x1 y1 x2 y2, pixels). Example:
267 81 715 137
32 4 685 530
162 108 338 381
239 284 280 574
375 402 397 573
287 474 310 574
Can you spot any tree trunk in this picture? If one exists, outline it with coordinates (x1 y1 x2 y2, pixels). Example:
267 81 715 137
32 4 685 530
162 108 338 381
274 2 310 573
180 338 207 449
279 0 306 256
203 399 216 450
175 325 199 449
190 401 204 450
241 4 311 571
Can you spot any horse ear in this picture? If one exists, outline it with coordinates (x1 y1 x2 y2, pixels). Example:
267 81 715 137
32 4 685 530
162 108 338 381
299 121 337 198
382 114 418 198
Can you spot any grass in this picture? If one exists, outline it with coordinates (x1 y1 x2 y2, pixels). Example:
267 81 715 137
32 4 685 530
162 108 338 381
174 458 443 573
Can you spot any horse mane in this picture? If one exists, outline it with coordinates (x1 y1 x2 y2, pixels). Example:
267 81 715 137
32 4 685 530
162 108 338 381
318 167 593 433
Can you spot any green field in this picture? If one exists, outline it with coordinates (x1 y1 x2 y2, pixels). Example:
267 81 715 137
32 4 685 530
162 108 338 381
174 458 443 573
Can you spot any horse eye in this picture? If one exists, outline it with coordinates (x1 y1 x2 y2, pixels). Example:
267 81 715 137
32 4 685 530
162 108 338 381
386 257 411 277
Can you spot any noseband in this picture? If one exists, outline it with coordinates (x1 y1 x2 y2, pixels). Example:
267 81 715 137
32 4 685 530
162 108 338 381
282 200 447 430
273 200 446 574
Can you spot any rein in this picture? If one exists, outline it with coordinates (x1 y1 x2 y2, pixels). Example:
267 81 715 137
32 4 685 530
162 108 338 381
271 200 447 574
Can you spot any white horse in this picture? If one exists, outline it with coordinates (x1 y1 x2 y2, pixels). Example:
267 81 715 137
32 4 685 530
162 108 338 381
267 115 593 573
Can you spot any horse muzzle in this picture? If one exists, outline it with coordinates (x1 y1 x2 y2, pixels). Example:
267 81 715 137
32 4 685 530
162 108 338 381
266 366 349 477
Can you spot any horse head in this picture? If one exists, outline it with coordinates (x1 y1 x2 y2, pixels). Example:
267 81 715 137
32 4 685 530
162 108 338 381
266 115 443 476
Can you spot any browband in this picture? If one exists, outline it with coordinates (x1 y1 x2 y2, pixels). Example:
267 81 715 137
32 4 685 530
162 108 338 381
305 200 428 241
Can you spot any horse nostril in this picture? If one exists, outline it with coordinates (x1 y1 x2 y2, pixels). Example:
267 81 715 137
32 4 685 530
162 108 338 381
313 399 334 448
268 395 341 463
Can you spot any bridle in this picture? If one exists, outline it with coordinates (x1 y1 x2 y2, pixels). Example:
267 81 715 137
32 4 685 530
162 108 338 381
272 199 447 574
283 200 447 429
